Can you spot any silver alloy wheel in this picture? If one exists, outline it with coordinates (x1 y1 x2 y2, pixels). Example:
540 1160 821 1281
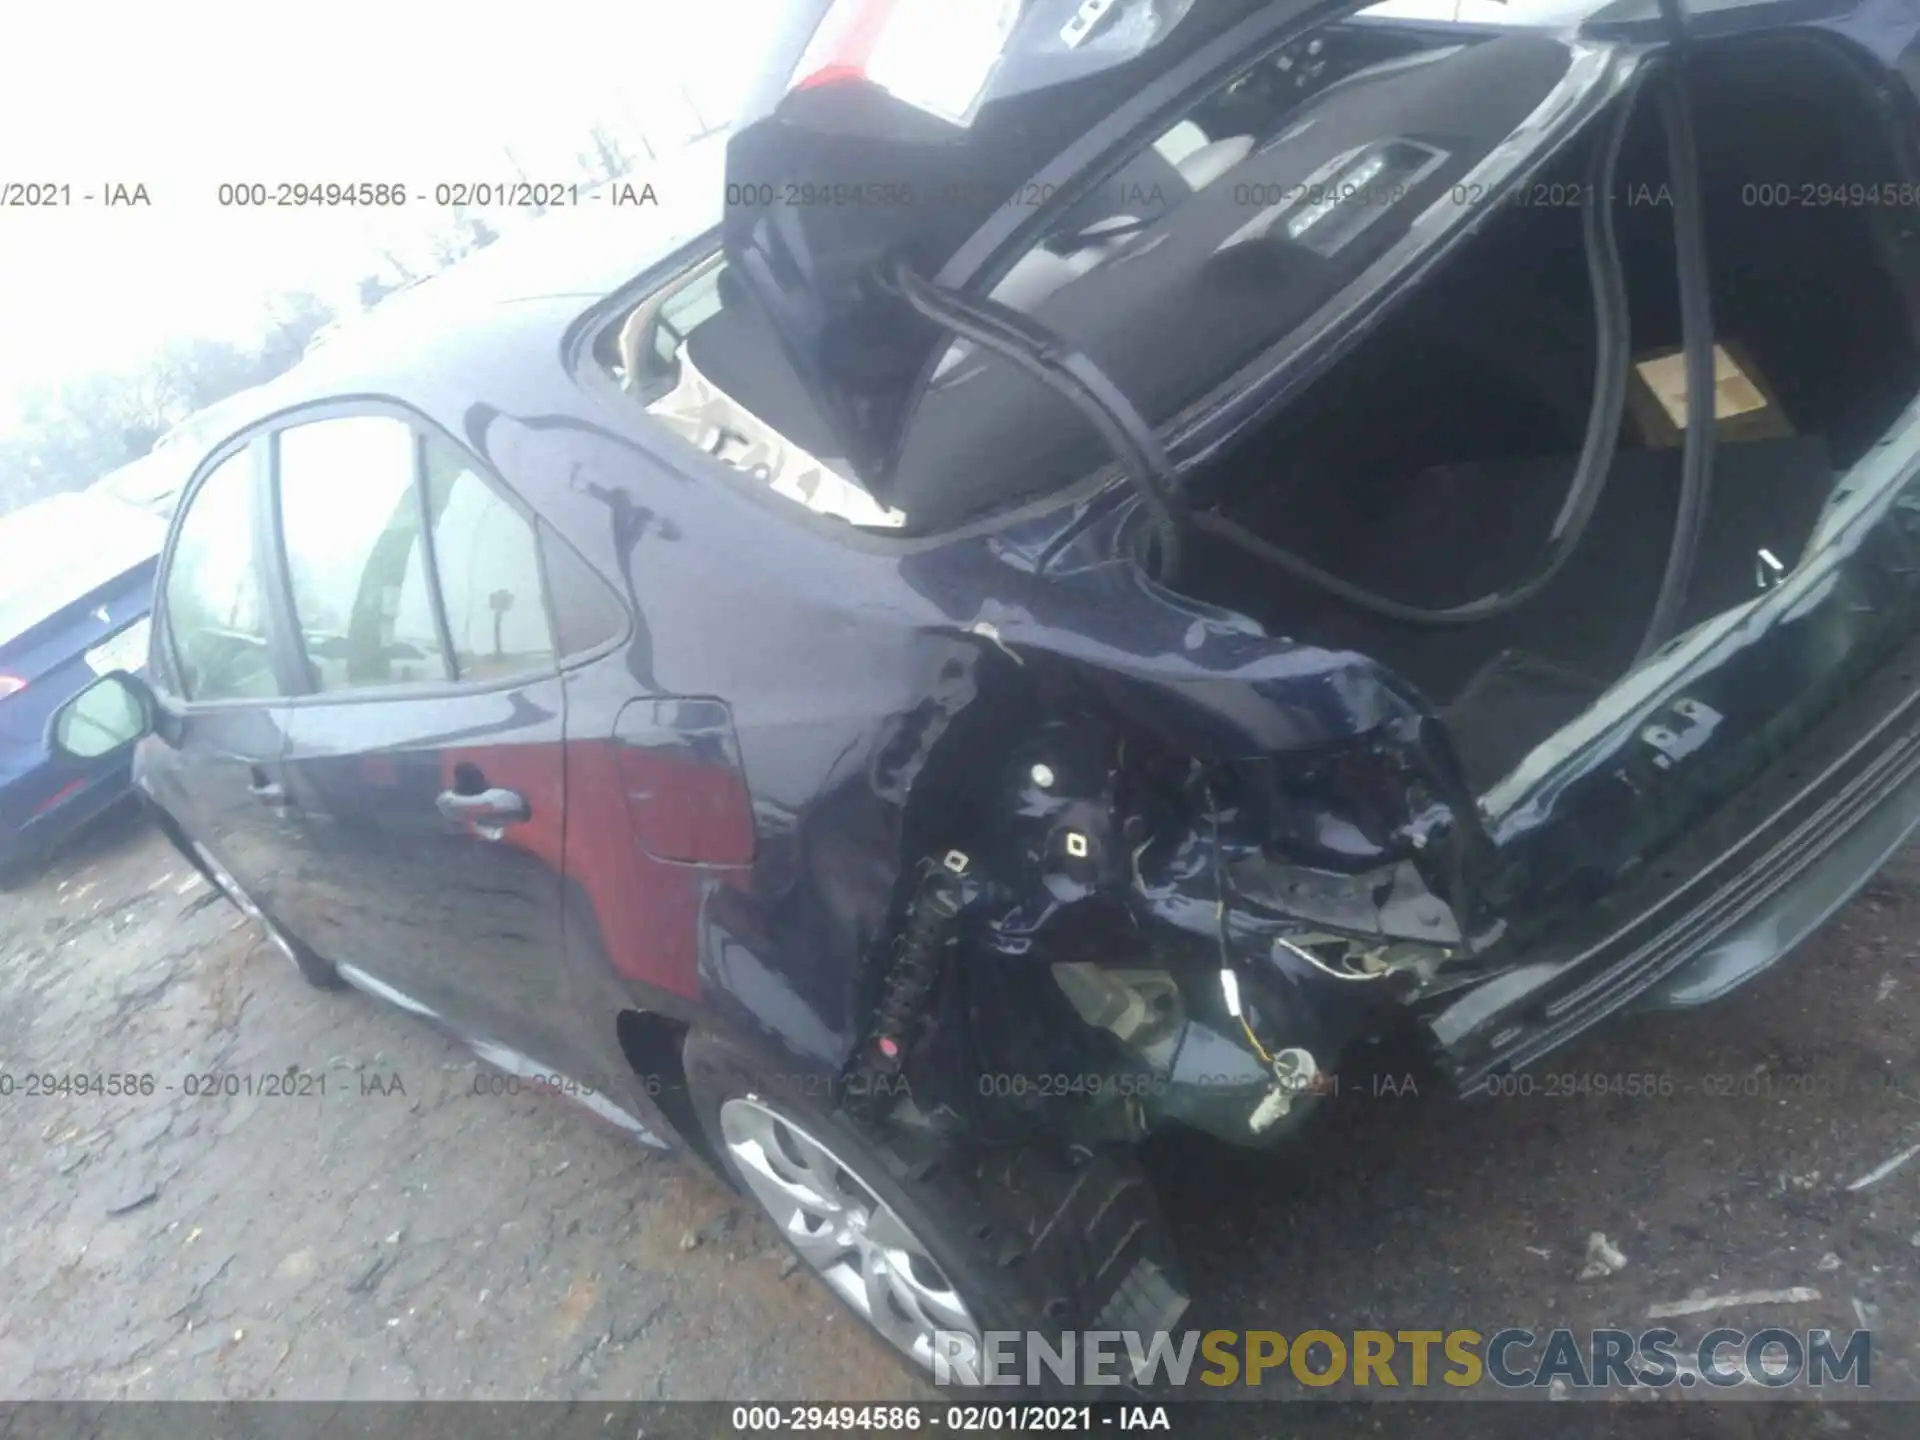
190 842 299 968
720 1096 982 1370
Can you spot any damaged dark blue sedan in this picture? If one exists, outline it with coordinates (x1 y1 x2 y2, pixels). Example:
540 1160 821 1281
50 0 1920 1381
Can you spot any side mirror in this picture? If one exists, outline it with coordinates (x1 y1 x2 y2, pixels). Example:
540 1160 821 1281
48 672 157 762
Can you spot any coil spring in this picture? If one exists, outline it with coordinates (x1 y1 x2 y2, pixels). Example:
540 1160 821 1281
844 852 968 1119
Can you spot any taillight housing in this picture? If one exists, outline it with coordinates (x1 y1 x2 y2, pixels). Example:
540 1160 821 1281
0 674 26 702
788 0 1023 126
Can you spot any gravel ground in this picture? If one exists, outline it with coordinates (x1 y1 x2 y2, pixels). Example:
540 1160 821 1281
2 812 1918 1426
0 816 903 1404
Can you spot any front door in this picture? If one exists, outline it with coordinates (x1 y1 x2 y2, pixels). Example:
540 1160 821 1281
140 442 304 922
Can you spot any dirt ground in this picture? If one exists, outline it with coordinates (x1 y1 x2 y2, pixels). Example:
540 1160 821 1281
3 812 1919 1424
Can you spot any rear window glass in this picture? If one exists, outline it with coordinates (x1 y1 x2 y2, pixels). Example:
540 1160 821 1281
539 524 626 658
277 417 451 693
423 438 557 681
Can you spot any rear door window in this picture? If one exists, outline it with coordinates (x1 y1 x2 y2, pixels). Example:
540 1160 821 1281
422 436 557 682
276 417 452 693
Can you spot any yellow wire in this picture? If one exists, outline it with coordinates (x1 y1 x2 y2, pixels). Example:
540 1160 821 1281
1238 1013 1274 1067
1219 894 1275 1066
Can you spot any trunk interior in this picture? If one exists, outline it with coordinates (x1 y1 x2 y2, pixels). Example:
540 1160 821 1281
1175 35 1920 795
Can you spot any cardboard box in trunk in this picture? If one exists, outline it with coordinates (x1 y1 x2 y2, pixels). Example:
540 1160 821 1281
1626 341 1795 448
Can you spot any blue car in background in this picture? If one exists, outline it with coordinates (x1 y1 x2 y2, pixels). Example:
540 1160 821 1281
0 490 164 883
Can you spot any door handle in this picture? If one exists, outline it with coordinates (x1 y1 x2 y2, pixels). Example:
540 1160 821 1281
435 786 531 837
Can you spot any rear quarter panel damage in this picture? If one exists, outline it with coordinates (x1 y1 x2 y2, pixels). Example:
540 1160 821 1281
544 431 1477 1140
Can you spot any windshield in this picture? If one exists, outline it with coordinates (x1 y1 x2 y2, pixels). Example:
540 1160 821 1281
0 492 163 646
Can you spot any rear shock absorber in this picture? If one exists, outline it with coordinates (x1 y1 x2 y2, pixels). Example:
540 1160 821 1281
844 849 972 1121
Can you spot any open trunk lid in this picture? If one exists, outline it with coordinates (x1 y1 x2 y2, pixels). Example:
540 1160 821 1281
722 0 1354 495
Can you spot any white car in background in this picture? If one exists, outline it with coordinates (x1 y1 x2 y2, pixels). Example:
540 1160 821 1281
90 386 273 519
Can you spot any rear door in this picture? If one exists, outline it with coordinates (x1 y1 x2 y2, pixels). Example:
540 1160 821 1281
265 411 577 1072
139 442 304 918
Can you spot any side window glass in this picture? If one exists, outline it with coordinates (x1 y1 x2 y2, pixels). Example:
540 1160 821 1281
540 523 626 658
277 417 451 693
423 437 555 681
163 449 277 702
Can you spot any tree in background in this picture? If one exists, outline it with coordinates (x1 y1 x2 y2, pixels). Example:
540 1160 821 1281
427 206 501 270
256 291 337 378
501 145 547 218
0 377 142 512
582 123 639 179
681 84 725 142
452 207 501 255
156 337 261 414
0 117 676 514
0 291 342 510
357 271 401 311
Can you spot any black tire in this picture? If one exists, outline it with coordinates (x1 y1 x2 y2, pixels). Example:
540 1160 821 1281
190 841 345 991
683 1028 1184 1397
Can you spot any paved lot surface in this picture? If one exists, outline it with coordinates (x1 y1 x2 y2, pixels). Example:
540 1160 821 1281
3 812 1919 1427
